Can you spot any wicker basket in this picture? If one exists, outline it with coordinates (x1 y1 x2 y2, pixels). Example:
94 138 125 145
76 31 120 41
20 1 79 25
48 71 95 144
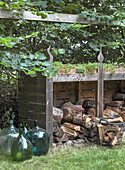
96 118 125 147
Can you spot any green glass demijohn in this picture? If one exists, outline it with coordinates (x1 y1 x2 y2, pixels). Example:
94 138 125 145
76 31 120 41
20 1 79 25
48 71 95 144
21 121 28 137
26 120 50 156
0 119 19 156
11 128 33 161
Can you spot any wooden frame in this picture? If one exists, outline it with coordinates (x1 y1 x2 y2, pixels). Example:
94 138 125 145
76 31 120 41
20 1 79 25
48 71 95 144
53 73 125 82
1 9 124 145
0 9 124 26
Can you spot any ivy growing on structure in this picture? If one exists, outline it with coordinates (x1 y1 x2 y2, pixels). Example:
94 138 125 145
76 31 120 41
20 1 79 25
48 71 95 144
0 0 125 80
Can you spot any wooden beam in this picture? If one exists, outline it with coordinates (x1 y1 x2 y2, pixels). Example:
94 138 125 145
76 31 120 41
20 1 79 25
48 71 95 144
97 47 104 118
46 46 53 147
0 9 124 26
53 73 125 82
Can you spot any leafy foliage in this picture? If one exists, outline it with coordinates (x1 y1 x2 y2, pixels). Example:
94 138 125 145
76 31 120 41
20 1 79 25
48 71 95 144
53 61 120 75
0 0 125 80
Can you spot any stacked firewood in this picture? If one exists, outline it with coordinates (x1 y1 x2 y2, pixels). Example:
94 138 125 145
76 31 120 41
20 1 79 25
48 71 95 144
53 102 99 144
97 124 123 146
53 97 125 146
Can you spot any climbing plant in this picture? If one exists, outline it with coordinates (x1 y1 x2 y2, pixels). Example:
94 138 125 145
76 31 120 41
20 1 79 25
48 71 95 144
0 0 125 80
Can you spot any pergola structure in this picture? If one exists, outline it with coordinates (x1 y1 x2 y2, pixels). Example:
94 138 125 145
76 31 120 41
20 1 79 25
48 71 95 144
0 9 124 145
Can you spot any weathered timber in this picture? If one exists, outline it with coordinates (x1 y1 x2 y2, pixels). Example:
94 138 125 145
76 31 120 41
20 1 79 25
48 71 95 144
121 81 125 92
53 73 125 82
46 47 53 147
97 48 104 117
0 9 124 26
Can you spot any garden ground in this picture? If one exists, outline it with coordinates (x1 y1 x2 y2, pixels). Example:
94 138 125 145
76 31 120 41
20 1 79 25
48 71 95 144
0 143 125 170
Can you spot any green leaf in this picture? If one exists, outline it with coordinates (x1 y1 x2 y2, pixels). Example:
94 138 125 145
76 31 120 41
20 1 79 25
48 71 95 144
42 61 50 66
26 32 39 38
5 42 12 48
58 49 65 54
27 71 36 75
0 2 5 5
18 1 25 6
38 53 46 60
73 24 81 28
33 68 41 71
41 12 47 19
20 63 27 67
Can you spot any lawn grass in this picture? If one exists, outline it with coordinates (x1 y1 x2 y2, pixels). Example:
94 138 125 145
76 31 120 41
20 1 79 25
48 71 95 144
0 143 125 170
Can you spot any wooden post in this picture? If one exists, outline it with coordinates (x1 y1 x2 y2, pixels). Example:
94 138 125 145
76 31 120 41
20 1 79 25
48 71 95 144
46 46 53 147
78 82 81 103
97 47 104 117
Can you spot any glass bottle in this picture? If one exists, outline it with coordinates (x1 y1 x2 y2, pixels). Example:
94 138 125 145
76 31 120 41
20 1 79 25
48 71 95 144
11 128 33 161
26 120 49 156
0 120 19 156
21 121 28 137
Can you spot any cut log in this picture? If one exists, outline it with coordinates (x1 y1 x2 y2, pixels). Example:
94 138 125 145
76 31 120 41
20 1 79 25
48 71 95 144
82 99 95 108
113 92 125 101
90 130 96 138
67 134 76 140
118 111 125 120
103 109 119 118
61 102 84 122
107 117 123 123
121 107 125 111
104 136 110 142
97 124 105 144
61 102 76 122
82 114 91 123
55 133 69 142
61 126 77 137
73 116 92 129
53 128 64 138
84 128 90 137
77 133 84 139
105 102 123 108
53 119 58 128
120 82 125 93
100 117 123 124
74 105 84 115
106 106 121 113
111 136 118 146
107 132 115 139
53 107 63 124
63 123 81 131
87 107 96 116
87 136 98 142
53 126 59 133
